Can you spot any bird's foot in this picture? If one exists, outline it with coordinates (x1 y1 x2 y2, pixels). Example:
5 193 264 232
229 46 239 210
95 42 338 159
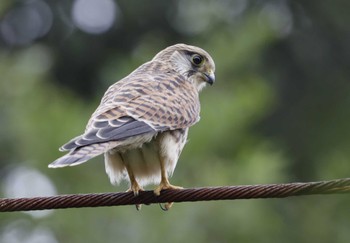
126 183 144 210
154 181 183 196
154 181 182 211
126 183 144 196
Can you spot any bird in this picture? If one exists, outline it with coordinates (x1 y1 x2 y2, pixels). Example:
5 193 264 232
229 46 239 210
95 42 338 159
49 43 215 210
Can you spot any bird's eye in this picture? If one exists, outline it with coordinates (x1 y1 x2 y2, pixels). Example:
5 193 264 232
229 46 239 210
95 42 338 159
191 54 203 66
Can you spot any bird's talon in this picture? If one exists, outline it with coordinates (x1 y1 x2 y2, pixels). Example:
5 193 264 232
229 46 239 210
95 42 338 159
154 182 183 196
135 204 142 211
159 202 173 211
126 185 144 196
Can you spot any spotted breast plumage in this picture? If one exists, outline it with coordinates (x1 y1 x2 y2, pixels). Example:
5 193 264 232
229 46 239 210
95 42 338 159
49 44 215 209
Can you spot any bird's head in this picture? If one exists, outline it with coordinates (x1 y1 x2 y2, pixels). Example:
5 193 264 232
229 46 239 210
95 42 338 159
153 44 216 92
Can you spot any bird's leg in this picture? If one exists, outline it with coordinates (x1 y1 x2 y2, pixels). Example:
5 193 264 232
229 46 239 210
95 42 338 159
125 163 143 196
124 163 143 210
154 156 183 196
153 156 183 210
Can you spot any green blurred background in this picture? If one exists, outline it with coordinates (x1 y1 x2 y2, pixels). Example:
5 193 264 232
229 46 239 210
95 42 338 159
1 0 350 242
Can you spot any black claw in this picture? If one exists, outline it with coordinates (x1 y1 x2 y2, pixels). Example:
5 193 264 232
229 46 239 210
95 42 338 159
159 203 170 211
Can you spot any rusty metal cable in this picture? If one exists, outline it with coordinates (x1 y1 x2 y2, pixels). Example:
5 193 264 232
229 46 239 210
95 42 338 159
1 178 350 212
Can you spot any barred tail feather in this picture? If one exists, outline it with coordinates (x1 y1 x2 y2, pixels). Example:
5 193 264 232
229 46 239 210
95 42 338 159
49 141 119 168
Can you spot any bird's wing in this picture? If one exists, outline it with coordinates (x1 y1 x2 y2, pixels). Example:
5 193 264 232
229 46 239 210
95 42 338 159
59 117 160 151
52 116 162 167
60 62 200 152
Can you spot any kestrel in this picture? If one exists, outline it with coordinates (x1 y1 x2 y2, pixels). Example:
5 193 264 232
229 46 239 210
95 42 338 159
49 44 215 209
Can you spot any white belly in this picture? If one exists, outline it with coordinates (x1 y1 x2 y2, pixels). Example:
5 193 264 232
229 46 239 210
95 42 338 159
104 129 188 187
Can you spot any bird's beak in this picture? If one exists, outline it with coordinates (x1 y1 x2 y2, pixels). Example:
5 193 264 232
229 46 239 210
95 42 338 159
203 71 215 85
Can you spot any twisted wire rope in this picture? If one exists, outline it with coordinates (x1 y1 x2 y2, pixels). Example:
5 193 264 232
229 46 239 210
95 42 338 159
1 178 350 212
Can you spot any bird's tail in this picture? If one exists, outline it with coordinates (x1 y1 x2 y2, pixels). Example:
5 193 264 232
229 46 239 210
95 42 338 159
49 141 119 168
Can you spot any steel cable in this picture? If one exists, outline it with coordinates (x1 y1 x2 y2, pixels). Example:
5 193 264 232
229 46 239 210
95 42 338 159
1 178 350 212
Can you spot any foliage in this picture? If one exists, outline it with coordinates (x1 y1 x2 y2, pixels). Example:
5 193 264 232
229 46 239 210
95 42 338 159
1 0 350 242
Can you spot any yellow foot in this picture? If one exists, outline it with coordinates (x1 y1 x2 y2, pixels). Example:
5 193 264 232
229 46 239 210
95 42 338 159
154 181 183 196
126 185 143 211
126 184 144 196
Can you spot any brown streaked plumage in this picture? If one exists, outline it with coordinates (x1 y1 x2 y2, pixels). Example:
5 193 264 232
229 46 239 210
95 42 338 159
49 44 215 210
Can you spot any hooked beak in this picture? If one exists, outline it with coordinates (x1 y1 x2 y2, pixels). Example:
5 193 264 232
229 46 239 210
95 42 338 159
203 71 215 85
